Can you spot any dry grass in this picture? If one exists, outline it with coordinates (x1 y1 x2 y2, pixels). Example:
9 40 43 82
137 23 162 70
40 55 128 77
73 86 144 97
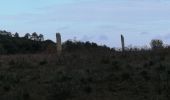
0 50 169 100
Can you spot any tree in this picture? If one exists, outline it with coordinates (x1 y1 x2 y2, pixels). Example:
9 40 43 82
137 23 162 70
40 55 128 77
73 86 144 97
150 39 164 49
24 33 31 39
38 34 44 41
14 32 19 38
31 32 39 41
0 30 12 37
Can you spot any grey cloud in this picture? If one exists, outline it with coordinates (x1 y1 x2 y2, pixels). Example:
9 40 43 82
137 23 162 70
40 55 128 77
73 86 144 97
140 32 150 35
57 26 70 31
98 35 108 41
81 35 94 41
163 33 170 40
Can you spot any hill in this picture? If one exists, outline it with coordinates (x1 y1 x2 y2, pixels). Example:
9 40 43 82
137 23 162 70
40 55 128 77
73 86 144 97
0 43 169 100
0 30 169 100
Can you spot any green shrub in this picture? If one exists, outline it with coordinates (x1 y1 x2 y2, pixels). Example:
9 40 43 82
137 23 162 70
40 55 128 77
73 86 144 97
39 59 48 65
8 60 15 65
150 39 164 49
100 57 110 64
84 85 92 94
22 92 30 100
3 85 11 92
140 70 150 81
121 72 131 81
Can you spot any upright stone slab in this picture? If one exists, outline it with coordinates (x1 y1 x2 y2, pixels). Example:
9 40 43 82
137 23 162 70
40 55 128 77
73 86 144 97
56 33 62 54
121 34 125 52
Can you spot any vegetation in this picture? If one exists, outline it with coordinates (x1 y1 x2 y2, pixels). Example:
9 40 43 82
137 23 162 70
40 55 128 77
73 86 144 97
0 30 55 54
150 39 164 49
0 30 169 100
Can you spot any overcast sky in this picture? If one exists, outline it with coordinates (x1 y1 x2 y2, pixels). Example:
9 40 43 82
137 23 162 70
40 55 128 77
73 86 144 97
1 0 170 47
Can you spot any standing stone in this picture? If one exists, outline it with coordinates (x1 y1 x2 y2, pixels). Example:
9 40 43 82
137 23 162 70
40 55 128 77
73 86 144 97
56 33 62 54
121 34 125 52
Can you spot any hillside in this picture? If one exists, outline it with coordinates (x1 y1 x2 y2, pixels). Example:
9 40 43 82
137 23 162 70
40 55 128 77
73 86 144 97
0 30 169 100
0 40 169 100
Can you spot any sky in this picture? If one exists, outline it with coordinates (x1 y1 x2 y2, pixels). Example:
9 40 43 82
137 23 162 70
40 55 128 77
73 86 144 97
1 0 170 48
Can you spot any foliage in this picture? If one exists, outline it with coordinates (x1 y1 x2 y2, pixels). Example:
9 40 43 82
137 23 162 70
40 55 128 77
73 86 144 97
0 47 169 100
0 30 55 54
14 32 19 38
150 39 164 49
24 33 31 39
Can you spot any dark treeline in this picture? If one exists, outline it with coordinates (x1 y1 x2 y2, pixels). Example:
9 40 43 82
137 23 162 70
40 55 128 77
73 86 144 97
0 34 112 55
0 30 55 54
0 30 170 55
0 30 115 55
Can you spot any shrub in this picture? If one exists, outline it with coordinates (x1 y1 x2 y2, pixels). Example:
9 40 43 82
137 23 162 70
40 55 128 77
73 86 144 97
51 83 73 100
39 59 48 65
140 70 150 81
23 92 30 100
149 60 154 66
150 39 164 49
3 85 11 92
8 60 15 65
112 61 121 71
155 64 166 72
84 85 92 94
100 57 110 64
121 72 131 81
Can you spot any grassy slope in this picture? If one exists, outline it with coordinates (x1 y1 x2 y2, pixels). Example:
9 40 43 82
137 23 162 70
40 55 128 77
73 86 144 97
0 49 170 100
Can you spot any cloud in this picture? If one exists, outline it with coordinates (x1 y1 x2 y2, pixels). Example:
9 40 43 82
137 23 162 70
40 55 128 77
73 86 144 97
163 33 170 40
57 26 70 31
1 0 170 47
81 35 95 42
140 32 151 35
98 35 108 41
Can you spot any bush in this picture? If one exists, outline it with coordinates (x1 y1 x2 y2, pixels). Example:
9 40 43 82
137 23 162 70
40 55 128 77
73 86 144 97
150 39 164 49
140 70 150 81
121 72 131 81
39 59 48 65
100 57 110 64
84 85 92 94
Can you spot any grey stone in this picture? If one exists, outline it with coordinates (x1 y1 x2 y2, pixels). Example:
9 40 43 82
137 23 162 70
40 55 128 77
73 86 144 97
121 34 125 52
56 33 62 54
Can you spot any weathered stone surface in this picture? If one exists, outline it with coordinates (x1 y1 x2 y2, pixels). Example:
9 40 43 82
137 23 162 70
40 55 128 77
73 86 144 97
121 34 125 52
56 33 62 54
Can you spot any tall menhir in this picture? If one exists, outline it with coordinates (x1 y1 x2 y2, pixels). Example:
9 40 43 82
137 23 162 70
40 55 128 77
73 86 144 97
121 34 125 52
56 33 62 54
